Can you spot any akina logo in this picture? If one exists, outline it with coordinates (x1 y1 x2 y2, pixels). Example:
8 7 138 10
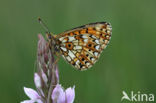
121 91 154 102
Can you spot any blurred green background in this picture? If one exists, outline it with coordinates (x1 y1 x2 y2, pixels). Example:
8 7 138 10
0 0 156 103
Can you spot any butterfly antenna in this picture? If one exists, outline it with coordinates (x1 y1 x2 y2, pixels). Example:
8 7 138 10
38 17 50 33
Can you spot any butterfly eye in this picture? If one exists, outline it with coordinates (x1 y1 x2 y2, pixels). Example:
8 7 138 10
48 35 51 39
46 33 52 40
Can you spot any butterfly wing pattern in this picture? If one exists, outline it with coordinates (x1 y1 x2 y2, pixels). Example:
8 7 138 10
55 22 112 71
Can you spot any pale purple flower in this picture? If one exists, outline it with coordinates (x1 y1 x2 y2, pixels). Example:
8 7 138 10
65 86 75 103
20 87 42 103
52 84 75 103
34 73 42 88
21 34 75 103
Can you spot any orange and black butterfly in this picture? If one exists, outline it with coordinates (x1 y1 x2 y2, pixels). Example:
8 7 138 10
39 18 112 71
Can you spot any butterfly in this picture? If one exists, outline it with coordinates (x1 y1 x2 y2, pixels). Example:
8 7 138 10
39 18 112 71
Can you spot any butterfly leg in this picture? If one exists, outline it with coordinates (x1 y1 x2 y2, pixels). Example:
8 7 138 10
53 52 61 65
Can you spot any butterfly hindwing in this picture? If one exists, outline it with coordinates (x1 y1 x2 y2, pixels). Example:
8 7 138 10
57 22 112 70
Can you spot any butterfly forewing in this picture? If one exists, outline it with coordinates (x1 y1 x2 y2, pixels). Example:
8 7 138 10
56 22 112 70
